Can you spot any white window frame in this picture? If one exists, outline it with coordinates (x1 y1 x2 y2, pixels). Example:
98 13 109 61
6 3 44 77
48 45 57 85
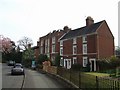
83 57 88 67
83 44 87 54
47 39 50 53
45 39 48 54
73 38 77 44
40 40 43 46
60 47 63 56
40 47 43 54
73 45 77 55
51 56 55 65
73 57 77 64
60 57 63 66
82 36 87 43
52 37 55 44
60 41 63 46
52 44 55 53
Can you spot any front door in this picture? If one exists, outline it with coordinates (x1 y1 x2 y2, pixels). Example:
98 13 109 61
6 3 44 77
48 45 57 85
90 58 96 71
64 59 71 69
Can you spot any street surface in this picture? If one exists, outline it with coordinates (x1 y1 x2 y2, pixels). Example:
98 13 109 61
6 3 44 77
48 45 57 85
2 63 24 88
2 63 66 89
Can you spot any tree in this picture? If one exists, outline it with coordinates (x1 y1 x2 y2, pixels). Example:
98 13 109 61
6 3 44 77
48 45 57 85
17 36 33 50
0 35 15 54
22 48 34 67
37 54 49 65
0 35 17 62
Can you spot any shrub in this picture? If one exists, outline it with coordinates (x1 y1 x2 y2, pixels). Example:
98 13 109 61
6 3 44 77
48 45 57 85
71 64 82 71
37 54 49 65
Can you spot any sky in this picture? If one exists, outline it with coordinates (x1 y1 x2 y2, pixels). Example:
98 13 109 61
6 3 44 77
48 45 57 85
0 0 119 46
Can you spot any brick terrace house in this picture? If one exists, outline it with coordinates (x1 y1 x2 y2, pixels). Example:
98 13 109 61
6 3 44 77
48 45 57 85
38 26 70 65
59 16 114 71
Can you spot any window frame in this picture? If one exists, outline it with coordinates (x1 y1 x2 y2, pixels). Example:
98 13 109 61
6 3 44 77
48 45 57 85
73 45 77 55
73 57 77 64
82 36 87 43
60 47 63 56
83 44 87 54
73 38 77 44
83 57 88 67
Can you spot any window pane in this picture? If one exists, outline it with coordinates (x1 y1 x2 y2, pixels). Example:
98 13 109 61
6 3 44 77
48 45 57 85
73 45 77 55
83 36 87 43
83 57 87 67
83 44 87 54
73 38 76 44
60 47 63 55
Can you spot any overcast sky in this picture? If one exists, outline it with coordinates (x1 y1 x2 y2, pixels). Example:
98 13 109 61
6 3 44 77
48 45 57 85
0 0 119 46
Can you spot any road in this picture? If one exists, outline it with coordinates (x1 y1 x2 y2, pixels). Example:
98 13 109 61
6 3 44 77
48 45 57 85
2 63 24 88
2 63 66 89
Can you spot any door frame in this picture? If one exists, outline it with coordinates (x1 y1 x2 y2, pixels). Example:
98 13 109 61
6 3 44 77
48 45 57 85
64 59 71 69
89 58 96 71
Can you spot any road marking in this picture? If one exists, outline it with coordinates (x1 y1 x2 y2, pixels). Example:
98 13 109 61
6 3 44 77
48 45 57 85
20 74 25 90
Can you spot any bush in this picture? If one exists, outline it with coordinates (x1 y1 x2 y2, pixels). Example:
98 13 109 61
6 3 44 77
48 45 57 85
71 64 82 71
37 54 49 65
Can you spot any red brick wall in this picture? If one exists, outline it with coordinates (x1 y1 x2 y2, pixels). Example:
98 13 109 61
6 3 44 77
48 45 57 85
97 21 114 59
63 39 73 55
87 35 97 54
77 37 82 54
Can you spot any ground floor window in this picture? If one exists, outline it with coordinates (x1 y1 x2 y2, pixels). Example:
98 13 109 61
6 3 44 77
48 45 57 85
51 56 55 65
73 57 77 64
60 57 64 66
83 57 88 67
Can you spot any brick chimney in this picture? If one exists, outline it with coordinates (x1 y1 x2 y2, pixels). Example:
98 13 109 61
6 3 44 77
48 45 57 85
63 26 71 33
86 16 94 26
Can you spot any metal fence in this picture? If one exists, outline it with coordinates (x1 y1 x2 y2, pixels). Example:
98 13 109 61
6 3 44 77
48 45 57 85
57 67 120 89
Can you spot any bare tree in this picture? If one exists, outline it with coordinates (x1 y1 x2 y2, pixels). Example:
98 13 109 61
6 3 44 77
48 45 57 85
17 36 33 50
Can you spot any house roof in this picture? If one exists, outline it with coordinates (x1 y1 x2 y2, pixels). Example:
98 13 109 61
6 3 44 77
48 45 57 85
60 20 105 40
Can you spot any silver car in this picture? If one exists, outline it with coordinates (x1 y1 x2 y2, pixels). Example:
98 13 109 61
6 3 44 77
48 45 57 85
11 63 24 75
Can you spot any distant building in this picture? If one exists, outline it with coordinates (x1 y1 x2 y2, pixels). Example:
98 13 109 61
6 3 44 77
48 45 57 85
38 26 70 65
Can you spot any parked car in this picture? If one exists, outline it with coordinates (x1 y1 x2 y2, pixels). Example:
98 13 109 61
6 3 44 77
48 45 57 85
11 63 24 75
7 60 15 66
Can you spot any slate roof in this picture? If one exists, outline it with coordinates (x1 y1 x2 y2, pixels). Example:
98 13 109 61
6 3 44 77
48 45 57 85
60 20 105 40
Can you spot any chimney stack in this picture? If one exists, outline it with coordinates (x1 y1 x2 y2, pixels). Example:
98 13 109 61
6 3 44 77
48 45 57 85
63 26 71 33
86 16 94 26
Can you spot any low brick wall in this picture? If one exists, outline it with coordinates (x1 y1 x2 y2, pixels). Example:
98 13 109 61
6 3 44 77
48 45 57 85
43 66 57 75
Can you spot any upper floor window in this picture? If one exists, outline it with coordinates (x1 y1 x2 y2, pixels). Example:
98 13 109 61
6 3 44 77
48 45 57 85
60 41 63 46
60 47 63 56
47 39 50 53
73 45 77 55
40 40 44 46
73 38 77 44
82 36 87 43
52 37 55 44
52 44 55 53
83 44 87 54
45 39 47 46
40 47 43 54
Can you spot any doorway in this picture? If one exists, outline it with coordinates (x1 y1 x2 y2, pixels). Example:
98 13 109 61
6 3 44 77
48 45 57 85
89 58 96 71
